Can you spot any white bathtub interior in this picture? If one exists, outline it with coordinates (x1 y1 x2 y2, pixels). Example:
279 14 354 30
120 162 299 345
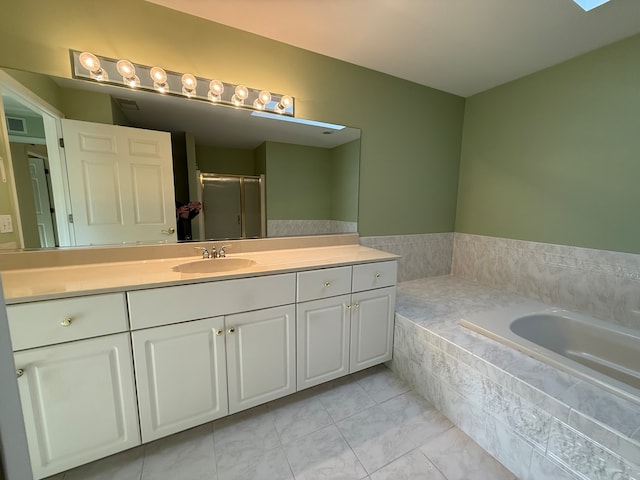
461 300 640 406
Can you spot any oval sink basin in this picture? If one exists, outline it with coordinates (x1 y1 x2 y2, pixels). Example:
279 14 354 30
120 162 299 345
173 257 256 274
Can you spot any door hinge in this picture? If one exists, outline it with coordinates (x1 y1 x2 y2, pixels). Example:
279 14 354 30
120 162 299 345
59 138 65 148
68 214 74 223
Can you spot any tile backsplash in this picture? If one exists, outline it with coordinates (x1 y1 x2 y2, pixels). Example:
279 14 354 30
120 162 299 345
452 233 640 330
360 233 453 283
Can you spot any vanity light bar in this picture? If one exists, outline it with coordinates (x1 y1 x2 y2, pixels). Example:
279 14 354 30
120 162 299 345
70 50 295 116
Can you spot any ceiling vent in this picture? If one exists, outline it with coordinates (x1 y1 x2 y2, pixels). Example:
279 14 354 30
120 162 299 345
6 116 27 134
115 98 140 111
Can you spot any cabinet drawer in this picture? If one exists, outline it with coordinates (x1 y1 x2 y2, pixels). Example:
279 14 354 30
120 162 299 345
297 266 352 302
352 261 397 292
7 293 128 351
128 273 296 330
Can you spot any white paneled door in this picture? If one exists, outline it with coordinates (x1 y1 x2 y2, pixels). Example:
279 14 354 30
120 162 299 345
27 156 56 247
61 119 176 245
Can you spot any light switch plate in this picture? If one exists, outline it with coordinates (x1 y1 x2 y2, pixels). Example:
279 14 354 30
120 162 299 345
0 214 13 233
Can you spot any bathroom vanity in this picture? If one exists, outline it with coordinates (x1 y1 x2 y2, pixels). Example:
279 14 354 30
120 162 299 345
1 238 397 479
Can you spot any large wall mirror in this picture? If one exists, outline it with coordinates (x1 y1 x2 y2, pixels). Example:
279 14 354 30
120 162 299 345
0 66 360 250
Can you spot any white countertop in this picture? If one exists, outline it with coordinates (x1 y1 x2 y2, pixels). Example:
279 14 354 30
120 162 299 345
1 245 398 303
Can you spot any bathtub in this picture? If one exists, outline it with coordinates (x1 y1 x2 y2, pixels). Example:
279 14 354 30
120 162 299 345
460 300 640 405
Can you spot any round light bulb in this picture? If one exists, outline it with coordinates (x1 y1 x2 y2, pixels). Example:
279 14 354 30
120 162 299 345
181 73 197 90
209 80 224 96
126 75 141 88
116 59 136 78
150 67 167 84
78 52 100 72
234 84 249 100
253 99 266 110
257 90 271 105
279 95 293 108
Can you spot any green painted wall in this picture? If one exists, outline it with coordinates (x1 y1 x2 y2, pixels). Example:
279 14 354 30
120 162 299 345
195 145 256 176
59 88 114 124
0 0 465 238
331 140 360 222
457 34 640 254
265 142 332 220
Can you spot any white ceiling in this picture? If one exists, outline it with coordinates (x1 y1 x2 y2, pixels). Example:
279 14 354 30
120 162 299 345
146 0 640 97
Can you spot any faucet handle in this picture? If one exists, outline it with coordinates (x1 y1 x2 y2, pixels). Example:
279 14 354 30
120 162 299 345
194 246 209 259
219 244 232 258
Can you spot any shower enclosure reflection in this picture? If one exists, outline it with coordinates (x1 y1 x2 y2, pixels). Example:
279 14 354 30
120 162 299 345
198 173 265 240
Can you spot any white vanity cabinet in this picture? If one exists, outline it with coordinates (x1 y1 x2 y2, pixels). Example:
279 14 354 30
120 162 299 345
296 261 397 390
8 294 140 480
127 273 297 434
4 253 397 477
349 262 397 373
296 266 352 390
131 316 228 443
226 304 296 413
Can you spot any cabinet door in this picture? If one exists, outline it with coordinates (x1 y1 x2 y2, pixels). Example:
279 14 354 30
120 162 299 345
226 305 296 414
350 287 396 373
296 295 350 390
14 333 140 479
132 317 228 443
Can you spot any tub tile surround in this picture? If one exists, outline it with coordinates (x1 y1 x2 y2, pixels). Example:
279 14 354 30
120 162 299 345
390 276 640 480
267 220 357 237
452 233 640 330
360 233 453 282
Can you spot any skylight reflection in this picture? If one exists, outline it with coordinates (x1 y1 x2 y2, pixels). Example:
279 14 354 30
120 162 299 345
572 0 611 11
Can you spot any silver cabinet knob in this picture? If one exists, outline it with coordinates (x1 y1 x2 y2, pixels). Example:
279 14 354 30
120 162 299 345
61 317 72 327
215 329 223 336
354 303 360 309
16 368 24 378
324 281 331 288
346 304 352 310
375 273 381 279
228 327 235 334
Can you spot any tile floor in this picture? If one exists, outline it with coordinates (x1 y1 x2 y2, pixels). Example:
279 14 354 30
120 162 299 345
52 365 516 480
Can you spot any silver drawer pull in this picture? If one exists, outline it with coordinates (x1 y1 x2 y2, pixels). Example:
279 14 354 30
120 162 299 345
323 281 331 288
375 273 381 279
215 329 223 336
228 327 235 334
60 317 73 327
16 368 24 378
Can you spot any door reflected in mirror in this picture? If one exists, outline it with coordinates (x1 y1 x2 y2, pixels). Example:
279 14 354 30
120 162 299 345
0 67 360 250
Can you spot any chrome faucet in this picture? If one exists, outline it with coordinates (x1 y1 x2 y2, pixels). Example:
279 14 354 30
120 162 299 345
210 245 218 258
194 246 210 259
218 244 231 258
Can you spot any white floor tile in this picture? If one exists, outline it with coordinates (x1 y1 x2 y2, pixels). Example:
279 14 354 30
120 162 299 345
217 445 293 480
420 426 516 480
316 379 376 422
141 424 216 480
354 365 410 403
269 391 333 443
57 366 516 480
63 446 144 480
370 449 446 480
213 405 279 472
282 424 367 480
